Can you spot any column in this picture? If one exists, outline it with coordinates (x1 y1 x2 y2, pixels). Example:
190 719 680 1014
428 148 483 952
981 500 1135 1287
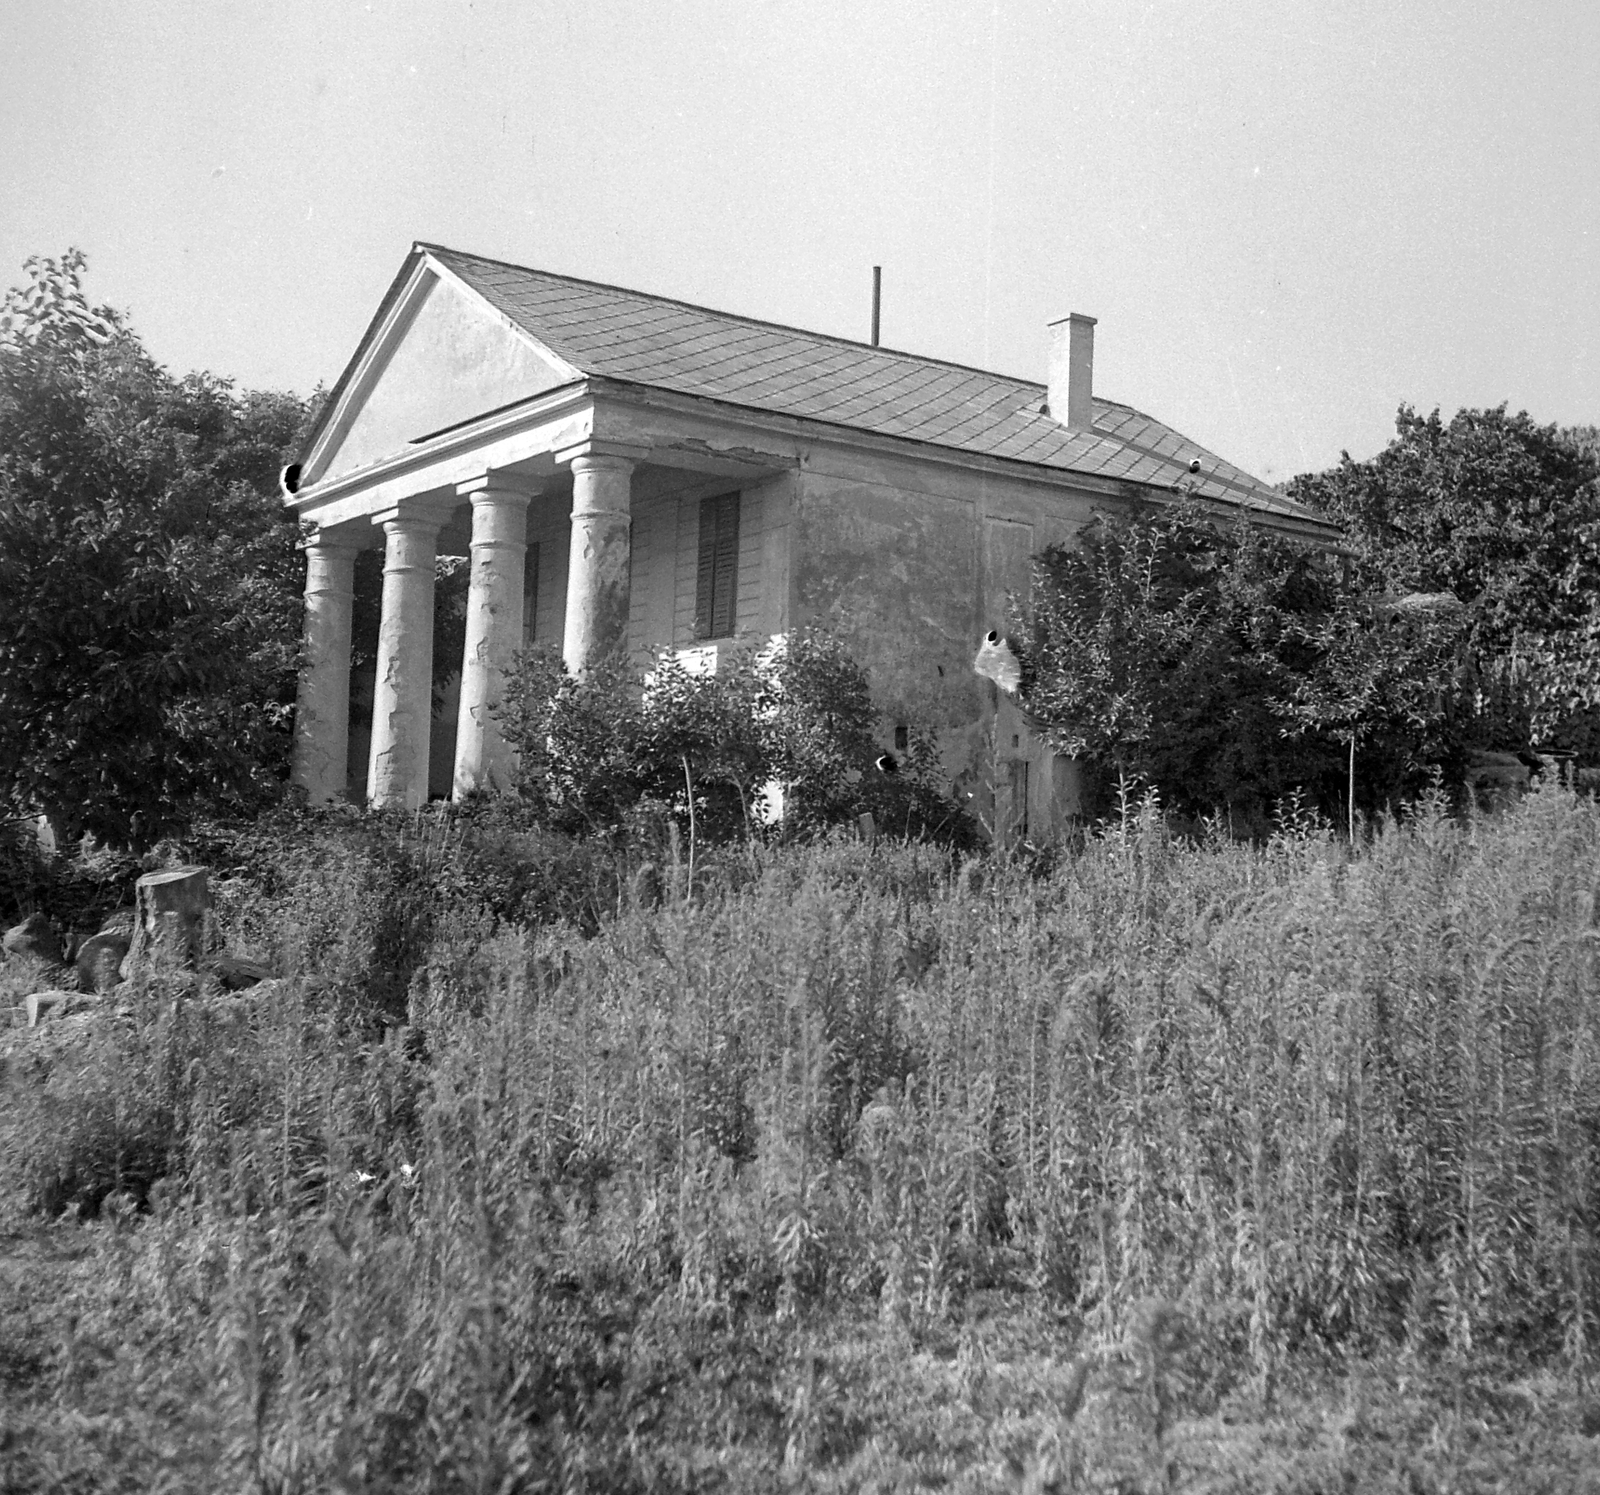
452 477 533 798
290 530 359 803
368 499 452 809
560 447 637 674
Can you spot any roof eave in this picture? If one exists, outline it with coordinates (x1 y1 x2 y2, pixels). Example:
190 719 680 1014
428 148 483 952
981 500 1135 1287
583 375 1342 537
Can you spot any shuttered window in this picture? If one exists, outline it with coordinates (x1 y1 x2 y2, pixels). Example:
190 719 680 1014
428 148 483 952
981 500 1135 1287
694 491 741 640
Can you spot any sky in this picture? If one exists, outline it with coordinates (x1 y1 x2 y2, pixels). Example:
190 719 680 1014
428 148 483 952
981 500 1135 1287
2 0 1596 485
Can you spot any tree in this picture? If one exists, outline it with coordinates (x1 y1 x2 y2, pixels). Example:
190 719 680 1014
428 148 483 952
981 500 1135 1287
1021 498 1467 828
1022 499 1340 823
1287 405 1600 750
1279 593 1470 838
0 250 311 846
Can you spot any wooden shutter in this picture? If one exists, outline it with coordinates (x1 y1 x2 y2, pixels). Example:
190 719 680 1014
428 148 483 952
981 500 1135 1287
694 492 741 640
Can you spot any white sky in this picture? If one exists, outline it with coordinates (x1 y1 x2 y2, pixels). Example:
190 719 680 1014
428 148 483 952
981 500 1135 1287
2 0 1596 483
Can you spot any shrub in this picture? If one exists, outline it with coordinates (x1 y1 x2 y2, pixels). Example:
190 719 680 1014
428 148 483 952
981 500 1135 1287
497 629 976 848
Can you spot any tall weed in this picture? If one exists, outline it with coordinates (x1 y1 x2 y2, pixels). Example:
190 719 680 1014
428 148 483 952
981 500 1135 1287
8 785 1600 1486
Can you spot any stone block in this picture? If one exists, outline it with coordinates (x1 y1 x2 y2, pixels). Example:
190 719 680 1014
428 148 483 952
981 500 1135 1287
26 989 99 1026
199 953 274 991
3 912 60 964
76 929 132 993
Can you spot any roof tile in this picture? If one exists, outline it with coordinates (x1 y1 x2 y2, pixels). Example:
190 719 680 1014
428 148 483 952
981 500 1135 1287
423 244 1324 526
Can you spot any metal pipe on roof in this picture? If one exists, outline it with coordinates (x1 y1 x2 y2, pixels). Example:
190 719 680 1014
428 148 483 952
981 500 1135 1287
871 266 881 347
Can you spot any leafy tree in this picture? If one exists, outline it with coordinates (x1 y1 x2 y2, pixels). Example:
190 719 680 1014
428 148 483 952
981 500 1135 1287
1021 498 1467 827
1022 499 1342 823
1279 593 1470 836
0 250 311 846
1288 405 1600 750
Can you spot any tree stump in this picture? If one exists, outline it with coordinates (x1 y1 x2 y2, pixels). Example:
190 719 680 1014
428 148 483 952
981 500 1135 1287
121 866 211 978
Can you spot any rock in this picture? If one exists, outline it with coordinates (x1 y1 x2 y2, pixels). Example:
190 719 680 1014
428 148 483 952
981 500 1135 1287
97 907 136 934
122 866 210 978
76 929 132 993
193 988 271 1023
3 912 61 965
199 953 274 991
27 989 101 1026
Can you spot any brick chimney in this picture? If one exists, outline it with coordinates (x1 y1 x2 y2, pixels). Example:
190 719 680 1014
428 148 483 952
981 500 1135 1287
1047 312 1097 430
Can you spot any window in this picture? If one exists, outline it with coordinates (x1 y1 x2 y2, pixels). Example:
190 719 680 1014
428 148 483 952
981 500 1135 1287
694 491 741 640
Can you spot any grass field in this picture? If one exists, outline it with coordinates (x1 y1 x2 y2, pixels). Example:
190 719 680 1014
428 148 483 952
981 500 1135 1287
4 787 1600 1491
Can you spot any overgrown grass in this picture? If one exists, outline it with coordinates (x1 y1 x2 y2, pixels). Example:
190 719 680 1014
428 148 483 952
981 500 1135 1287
4 787 1600 1489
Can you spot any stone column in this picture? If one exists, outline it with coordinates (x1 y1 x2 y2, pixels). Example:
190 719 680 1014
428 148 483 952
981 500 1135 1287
452 477 533 798
561 448 637 674
291 529 359 804
368 500 452 809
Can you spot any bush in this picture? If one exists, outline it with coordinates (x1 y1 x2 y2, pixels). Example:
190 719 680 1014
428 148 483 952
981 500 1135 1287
499 629 977 849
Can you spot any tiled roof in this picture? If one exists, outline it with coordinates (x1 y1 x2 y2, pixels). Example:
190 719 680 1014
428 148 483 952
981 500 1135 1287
422 244 1326 526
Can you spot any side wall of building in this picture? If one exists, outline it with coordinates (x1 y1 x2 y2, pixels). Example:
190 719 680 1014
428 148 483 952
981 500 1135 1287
792 445 1103 836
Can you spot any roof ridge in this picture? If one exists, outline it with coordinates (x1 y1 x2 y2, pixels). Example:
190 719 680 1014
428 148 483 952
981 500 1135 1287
418 240 1108 400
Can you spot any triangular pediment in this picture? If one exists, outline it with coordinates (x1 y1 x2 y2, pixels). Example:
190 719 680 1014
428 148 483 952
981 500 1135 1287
308 260 578 485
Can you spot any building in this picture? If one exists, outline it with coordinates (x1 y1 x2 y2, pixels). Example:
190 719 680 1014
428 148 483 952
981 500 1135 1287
284 243 1336 836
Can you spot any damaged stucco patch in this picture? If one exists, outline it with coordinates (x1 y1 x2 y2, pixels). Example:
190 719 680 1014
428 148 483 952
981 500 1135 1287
797 471 988 790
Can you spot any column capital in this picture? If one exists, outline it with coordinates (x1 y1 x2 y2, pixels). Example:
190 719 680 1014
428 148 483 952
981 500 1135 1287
554 439 649 470
298 519 368 554
456 472 539 503
371 493 458 532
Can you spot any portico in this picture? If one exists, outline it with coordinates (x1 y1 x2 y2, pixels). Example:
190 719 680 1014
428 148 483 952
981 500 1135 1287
289 434 760 808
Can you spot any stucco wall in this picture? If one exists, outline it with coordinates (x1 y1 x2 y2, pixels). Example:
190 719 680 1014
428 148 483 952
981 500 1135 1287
525 491 572 650
794 445 1099 834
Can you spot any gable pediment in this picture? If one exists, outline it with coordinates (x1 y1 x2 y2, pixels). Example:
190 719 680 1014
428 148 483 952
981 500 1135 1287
309 263 578 485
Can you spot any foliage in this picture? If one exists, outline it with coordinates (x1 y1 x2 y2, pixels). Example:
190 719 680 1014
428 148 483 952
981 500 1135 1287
1279 592 1473 824
1021 498 1465 824
0 250 312 847
1288 404 1600 751
6 790 1600 1486
0 821 142 948
499 629 976 847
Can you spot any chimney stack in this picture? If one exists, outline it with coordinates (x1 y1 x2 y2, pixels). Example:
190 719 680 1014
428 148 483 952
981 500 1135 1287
1047 312 1097 430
